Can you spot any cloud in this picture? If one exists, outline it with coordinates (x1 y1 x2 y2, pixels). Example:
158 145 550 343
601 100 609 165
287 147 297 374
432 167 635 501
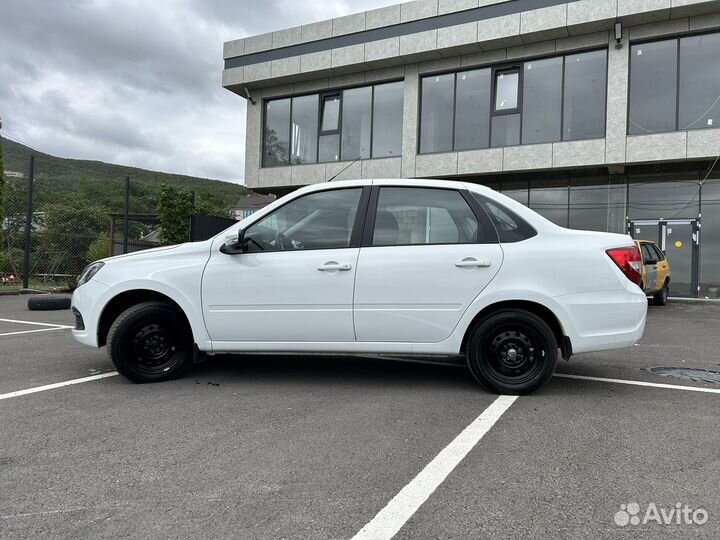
0 0 399 184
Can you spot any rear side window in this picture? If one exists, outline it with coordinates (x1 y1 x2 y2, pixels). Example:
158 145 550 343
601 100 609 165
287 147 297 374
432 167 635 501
472 193 537 243
372 187 481 246
651 244 666 261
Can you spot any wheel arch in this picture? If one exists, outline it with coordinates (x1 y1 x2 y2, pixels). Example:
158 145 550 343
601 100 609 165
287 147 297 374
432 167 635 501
97 289 194 348
460 300 571 360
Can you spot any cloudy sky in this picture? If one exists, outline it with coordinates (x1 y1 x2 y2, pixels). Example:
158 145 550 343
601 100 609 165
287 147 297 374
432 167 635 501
0 0 400 184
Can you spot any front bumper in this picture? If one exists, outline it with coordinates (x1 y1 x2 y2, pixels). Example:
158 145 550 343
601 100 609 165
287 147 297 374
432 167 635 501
71 278 112 348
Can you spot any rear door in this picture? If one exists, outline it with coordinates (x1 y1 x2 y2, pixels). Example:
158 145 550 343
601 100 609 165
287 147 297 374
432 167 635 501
353 186 503 343
640 242 658 293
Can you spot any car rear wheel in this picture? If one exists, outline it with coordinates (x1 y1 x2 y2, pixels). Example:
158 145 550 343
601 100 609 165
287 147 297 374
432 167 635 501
467 310 558 395
653 283 669 306
107 302 192 383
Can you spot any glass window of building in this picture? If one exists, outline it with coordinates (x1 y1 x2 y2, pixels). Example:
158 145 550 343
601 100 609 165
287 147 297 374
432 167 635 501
569 178 626 233
491 114 521 147
522 57 563 144
320 95 340 132
454 69 491 151
529 180 569 227
372 81 404 158
628 178 700 220
701 179 720 297
494 70 519 111
501 180 529 205
679 33 720 131
290 95 319 165
418 48 608 154
341 87 372 160
263 98 291 167
628 40 678 135
420 74 455 153
563 50 607 140
262 82 403 167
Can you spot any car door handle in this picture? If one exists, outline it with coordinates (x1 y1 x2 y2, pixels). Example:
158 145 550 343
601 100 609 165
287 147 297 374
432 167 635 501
318 262 352 272
455 257 491 268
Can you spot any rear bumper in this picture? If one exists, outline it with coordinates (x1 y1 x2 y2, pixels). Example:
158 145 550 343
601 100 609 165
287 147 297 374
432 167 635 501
550 285 648 355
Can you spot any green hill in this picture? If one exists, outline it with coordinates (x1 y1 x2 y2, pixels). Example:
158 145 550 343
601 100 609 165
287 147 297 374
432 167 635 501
0 136 251 280
1 135 251 208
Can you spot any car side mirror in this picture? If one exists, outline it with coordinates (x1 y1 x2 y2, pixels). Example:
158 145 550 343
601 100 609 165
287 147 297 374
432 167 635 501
220 231 246 255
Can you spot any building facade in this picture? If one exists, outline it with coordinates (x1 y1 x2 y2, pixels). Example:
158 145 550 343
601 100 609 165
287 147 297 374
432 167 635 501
222 0 720 298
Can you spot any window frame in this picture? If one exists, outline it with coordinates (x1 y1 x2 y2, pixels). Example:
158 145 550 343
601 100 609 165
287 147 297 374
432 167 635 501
627 29 720 136
417 47 608 155
261 80 403 168
240 186 372 253
360 185 499 248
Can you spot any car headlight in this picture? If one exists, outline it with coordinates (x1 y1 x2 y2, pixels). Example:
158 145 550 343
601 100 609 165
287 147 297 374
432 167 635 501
77 262 105 287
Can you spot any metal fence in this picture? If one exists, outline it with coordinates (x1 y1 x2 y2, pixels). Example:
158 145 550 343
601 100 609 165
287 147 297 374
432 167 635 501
1 152 237 292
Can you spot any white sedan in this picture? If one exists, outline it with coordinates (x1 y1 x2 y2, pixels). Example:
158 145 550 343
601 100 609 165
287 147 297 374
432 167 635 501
72 179 647 394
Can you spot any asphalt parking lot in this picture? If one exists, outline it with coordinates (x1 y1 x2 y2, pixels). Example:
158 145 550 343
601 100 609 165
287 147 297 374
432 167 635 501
1 296 719 539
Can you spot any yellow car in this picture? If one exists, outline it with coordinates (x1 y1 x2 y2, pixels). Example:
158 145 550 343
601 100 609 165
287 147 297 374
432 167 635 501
635 240 671 305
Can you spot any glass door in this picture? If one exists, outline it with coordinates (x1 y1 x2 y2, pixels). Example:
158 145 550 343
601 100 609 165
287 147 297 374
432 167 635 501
629 219 699 297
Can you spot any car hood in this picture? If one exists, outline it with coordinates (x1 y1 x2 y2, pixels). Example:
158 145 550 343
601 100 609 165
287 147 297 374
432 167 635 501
100 240 213 264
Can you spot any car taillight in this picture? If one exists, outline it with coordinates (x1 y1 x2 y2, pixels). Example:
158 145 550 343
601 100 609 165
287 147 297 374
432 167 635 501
606 246 643 286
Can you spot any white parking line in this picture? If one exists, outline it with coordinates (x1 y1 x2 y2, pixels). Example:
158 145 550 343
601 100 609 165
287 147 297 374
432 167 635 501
0 372 119 401
352 395 518 540
555 373 720 394
0 327 72 337
0 318 72 328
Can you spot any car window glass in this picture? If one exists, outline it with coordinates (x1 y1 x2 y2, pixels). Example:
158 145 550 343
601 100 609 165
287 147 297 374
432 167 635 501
473 195 537 243
641 244 656 262
651 244 666 261
372 188 478 246
244 188 362 252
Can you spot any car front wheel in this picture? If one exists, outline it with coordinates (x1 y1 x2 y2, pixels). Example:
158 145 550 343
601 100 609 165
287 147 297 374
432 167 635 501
467 309 558 395
107 301 193 383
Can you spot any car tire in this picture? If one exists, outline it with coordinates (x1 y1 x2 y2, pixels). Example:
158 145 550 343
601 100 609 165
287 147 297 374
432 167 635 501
27 295 72 311
653 283 669 306
107 301 193 383
467 309 558 395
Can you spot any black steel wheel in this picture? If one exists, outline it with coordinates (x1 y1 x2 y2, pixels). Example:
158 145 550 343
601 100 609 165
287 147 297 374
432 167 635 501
107 301 192 383
653 283 669 306
467 309 558 395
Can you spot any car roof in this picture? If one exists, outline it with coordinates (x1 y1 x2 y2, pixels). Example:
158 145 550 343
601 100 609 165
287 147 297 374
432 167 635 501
296 178 495 194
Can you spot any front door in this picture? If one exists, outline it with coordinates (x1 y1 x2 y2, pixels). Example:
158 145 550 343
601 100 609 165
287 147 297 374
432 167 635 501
629 219 699 297
353 186 503 343
202 187 367 343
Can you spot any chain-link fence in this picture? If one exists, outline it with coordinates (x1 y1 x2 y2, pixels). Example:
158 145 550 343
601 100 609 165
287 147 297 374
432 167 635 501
1 149 242 292
1 153 163 292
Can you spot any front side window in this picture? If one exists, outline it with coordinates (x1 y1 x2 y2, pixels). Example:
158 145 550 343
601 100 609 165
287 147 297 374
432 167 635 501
372 188 479 246
244 188 362 252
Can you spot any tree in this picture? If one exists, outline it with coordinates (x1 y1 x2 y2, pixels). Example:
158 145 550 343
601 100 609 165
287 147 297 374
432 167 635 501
158 183 193 245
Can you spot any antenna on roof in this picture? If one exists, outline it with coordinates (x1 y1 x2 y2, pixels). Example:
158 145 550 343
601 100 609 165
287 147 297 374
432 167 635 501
327 156 361 182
